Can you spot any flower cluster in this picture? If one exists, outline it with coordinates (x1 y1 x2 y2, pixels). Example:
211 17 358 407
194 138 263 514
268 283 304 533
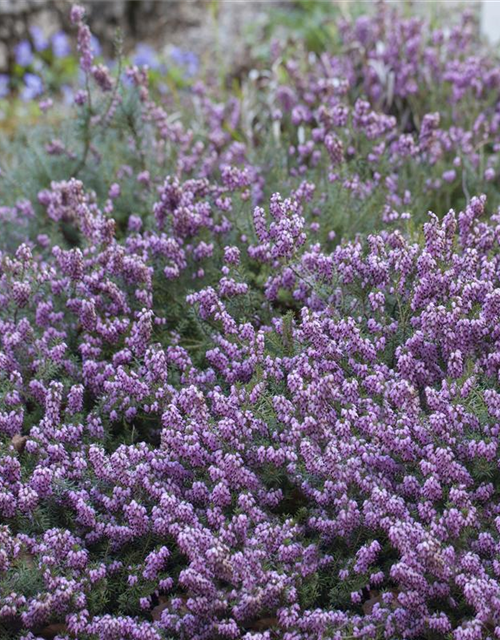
1 25 76 102
2 4 500 640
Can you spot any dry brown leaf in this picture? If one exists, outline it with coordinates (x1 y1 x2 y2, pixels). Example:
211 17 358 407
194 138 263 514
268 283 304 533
362 590 383 615
151 595 170 621
11 434 28 453
18 549 35 568
362 589 400 615
152 594 191 621
246 617 278 632
37 623 68 639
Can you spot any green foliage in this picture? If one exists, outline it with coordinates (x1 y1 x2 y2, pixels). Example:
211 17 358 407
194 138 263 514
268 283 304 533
246 0 342 58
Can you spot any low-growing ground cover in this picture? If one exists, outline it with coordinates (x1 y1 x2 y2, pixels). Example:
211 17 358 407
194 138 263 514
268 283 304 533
2 4 500 639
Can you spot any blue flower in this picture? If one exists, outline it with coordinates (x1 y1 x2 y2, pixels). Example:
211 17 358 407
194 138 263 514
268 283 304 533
170 47 199 77
61 85 74 106
0 74 9 98
14 41 34 67
21 73 43 101
51 32 71 58
30 26 49 52
133 44 160 70
91 36 102 58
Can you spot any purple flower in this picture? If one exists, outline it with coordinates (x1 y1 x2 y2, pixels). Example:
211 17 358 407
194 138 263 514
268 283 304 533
70 4 85 24
76 24 94 71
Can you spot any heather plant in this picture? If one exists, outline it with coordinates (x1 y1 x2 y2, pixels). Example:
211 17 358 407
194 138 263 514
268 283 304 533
2 4 500 640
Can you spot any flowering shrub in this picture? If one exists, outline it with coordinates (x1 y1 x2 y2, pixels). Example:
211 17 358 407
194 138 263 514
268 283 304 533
2 4 500 640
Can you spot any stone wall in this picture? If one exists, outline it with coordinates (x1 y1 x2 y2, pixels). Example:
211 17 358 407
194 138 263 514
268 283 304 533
0 0 270 73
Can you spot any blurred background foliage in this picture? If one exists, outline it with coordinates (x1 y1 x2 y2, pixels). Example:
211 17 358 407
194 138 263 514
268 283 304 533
1 1 475 123
0 0 490 246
